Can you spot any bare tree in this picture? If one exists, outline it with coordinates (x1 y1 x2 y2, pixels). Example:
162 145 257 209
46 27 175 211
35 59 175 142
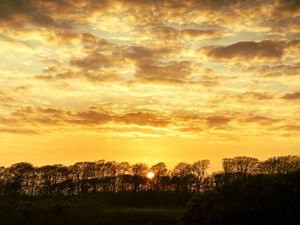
223 157 259 175
191 160 210 192
8 162 34 195
131 163 148 192
150 162 168 191
259 155 300 174
116 162 131 192
172 162 193 192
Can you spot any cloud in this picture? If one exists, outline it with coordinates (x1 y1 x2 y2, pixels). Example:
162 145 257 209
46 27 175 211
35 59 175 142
72 110 112 125
245 62 300 77
223 91 275 103
116 112 170 127
275 0 300 13
282 92 300 100
36 42 187 84
1 0 300 143
70 52 117 70
2 104 297 139
0 0 75 28
35 70 76 81
240 115 282 125
35 58 121 83
200 40 284 61
0 128 39 135
148 26 223 41
0 0 295 39
135 61 194 83
243 91 274 100
47 31 112 47
124 46 177 63
279 124 300 131
199 40 300 61
3 106 171 130
0 91 14 103
180 28 223 40
206 116 232 128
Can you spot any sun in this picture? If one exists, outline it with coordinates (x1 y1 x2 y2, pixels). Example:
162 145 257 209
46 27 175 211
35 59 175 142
147 171 155 179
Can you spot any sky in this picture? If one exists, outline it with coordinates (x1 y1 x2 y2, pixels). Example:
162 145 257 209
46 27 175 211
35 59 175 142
0 0 299 171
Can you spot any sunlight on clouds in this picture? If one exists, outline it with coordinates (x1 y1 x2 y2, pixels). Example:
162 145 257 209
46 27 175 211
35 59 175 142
0 0 299 169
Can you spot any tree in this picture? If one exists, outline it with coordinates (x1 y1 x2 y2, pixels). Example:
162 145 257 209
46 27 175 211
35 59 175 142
150 162 168 191
259 155 300 174
223 157 259 175
0 166 7 196
191 160 210 192
38 164 67 196
8 162 34 195
131 163 148 192
116 162 131 192
172 162 193 192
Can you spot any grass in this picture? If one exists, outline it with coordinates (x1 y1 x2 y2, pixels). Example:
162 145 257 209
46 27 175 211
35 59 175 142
98 207 185 225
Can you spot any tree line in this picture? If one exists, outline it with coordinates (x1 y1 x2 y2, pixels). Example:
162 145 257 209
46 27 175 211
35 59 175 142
180 155 300 225
0 155 299 197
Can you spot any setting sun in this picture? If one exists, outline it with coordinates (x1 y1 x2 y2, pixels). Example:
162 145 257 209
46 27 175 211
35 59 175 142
147 172 155 179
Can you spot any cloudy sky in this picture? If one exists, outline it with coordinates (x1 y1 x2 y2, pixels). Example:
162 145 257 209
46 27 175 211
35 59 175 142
0 0 299 170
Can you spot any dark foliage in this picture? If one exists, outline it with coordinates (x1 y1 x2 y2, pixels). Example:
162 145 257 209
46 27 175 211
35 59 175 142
180 170 300 225
0 155 299 225
0 193 186 225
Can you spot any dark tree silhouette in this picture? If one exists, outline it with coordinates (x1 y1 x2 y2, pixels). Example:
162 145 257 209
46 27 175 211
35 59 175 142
0 156 299 225
150 162 168 191
131 163 148 192
191 160 209 192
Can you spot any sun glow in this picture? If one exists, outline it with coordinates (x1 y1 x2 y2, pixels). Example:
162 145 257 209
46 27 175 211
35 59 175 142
147 172 155 179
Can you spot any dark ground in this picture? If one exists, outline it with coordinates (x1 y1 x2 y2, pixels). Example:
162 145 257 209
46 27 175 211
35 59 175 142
0 192 188 225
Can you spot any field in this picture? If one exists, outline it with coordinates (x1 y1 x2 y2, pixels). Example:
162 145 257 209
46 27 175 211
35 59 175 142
0 197 185 225
99 208 184 225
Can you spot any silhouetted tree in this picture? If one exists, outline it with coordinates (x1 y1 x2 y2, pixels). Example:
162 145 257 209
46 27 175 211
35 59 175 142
223 156 258 175
0 166 7 196
7 162 34 195
172 162 193 192
116 162 131 192
131 163 148 192
258 155 300 174
150 162 168 191
38 164 66 196
191 160 210 192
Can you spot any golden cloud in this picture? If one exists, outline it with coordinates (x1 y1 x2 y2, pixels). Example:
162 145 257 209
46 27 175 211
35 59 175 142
199 40 299 61
0 128 39 135
282 92 300 100
1 0 300 145
135 61 194 83
245 63 300 77
0 91 14 104
148 26 223 41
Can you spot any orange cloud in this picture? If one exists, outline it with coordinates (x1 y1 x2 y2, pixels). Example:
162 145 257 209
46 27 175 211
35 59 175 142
0 128 39 135
116 112 170 127
245 63 300 77
200 40 287 61
282 92 300 100
0 91 14 103
240 116 282 125
0 0 76 28
148 26 223 40
136 61 193 83
206 116 232 128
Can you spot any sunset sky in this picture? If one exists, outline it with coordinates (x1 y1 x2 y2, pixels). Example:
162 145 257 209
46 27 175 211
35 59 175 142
0 0 299 171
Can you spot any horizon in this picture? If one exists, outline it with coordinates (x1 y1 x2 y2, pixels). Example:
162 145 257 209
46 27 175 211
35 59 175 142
1 154 299 173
